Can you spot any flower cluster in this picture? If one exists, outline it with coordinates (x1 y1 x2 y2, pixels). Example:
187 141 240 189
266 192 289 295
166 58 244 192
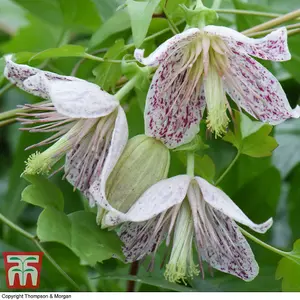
4 22 298 284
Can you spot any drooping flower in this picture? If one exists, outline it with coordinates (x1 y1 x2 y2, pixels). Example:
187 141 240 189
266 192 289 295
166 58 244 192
89 134 170 227
98 175 272 282
4 56 128 201
135 26 300 148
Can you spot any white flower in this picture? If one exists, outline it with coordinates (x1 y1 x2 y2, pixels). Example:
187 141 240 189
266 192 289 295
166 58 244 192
135 26 300 148
97 175 272 282
4 56 128 201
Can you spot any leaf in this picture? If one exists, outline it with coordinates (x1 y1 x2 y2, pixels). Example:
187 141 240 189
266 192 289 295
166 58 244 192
93 39 125 91
1 15 61 53
36 209 123 265
223 111 278 157
12 0 102 32
89 10 131 49
21 174 64 211
127 0 161 47
194 154 215 182
68 211 124 265
14 45 86 64
37 207 71 248
92 0 119 21
272 118 300 178
276 240 300 291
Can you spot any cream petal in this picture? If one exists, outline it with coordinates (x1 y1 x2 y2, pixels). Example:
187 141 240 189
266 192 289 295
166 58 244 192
88 106 128 208
204 26 290 61
202 213 259 281
224 51 299 125
103 175 191 226
134 28 201 67
195 177 273 233
144 56 205 149
4 56 118 118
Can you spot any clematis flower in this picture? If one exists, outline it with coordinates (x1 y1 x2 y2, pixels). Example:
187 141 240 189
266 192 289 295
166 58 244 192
4 56 128 201
99 175 272 282
135 26 300 148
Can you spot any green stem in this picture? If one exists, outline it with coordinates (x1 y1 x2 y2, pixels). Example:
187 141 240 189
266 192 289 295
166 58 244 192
187 152 195 177
215 151 240 185
242 9 300 35
211 0 222 10
0 212 81 291
239 226 288 257
114 75 138 101
195 0 204 9
0 82 13 97
246 23 300 37
83 53 135 64
162 6 180 34
0 107 24 121
216 8 282 18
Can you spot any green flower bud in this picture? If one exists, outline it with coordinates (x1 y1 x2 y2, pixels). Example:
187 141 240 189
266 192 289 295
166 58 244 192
104 134 170 214
180 4 218 29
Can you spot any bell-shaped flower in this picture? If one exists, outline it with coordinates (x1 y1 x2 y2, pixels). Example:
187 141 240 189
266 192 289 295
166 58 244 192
135 26 300 148
101 175 272 282
4 56 128 201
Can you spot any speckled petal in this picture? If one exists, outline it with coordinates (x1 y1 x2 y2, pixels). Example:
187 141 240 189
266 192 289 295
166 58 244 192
204 26 290 61
4 56 118 118
202 213 259 281
145 59 205 149
195 177 273 233
224 51 300 125
103 175 191 226
134 28 201 67
87 106 129 207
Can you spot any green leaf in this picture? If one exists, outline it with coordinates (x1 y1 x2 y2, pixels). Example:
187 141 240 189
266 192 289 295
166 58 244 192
37 209 123 265
1 15 61 53
273 118 300 178
276 240 300 291
194 154 216 182
14 45 86 64
68 211 124 265
37 207 71 248
223 111 278 157
21 175 64 211
12 0 102 32
92 0 119 21
127 0 161 47
93 39 125 91
89 10 130 49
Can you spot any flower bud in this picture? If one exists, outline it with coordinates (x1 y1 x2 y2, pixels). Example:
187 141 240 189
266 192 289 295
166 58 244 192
102 134 170 217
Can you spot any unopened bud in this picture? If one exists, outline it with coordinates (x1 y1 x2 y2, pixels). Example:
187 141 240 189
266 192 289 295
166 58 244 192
104 134 170 215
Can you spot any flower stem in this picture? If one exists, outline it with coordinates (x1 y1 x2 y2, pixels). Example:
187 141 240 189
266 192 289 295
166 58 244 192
84 53 135 64
0 82 13 97
195 0 204 9
238 226 288 257
187 152 195 177
216 8 282 18
114 75 138 101
0 212 81 291
242 9 300 35
212 0 222 10
246 23 300 37
215 150 240 185
162 6 180 34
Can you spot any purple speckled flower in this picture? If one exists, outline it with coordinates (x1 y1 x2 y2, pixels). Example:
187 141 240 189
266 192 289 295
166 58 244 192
135 26 300 148
99 175 272 282
4 55 128 203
